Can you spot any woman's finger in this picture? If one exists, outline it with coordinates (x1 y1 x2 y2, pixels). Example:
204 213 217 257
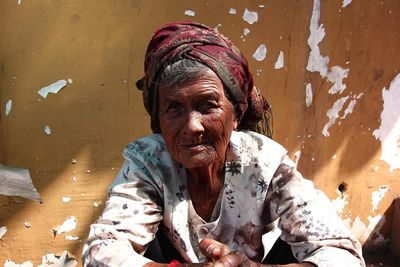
199 239 231 259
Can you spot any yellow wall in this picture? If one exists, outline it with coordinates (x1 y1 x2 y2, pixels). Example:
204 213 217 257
1 0 399 265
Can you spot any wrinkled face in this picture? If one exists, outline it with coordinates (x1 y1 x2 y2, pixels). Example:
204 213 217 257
159 69 237 169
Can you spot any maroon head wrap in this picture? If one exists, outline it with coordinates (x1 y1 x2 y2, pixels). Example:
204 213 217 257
136 21 273 137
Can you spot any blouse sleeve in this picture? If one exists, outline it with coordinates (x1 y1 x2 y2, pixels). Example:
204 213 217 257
264 156 365 267
82 148 164 267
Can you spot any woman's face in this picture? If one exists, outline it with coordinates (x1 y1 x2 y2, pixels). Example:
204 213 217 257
159 69 237 169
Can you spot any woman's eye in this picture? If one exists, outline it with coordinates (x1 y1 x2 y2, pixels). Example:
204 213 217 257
199 100 218 112
166 102 181 112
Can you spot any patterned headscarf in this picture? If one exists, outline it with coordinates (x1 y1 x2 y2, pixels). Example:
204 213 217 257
136 21 273 138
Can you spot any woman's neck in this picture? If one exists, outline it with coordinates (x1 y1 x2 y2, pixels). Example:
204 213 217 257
187 161 225 221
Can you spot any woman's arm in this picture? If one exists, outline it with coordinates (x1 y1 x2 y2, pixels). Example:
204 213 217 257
263 156 365 266
82 154 164 267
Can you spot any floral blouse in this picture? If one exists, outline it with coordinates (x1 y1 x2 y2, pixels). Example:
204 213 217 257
83 131 365 266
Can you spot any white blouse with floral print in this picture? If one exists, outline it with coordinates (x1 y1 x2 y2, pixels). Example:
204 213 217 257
83 131 365 267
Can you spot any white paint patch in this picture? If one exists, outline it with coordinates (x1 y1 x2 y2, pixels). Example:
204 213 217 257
293 151 301 168
305 83 313 107
5 99 12 116
62 196 72 202
17 0 22 5
24 222 31 228
4 260 33 267
242 8 258 24
39 251 78 267
243 28 250 36
322 96 349 137
67 78 73 84
327 66 349 94
306 0 350 95
184 10 195 17
342 99 356 119
371 186 390 212
306 0 329 77
331 194 348 216
229 8 236 14
53 216 77 235
38 80 67 98
259 4 265 8
93 201 102 208
0 226 7 239
44 125 51 135
373 73 400 172
252 44 267 61
274 51 284 69
342 0 352 8
66 235 79 240
342 93 363 119
214 23 222 32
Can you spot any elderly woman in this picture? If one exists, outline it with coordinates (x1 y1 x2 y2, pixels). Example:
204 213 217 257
83 22 365 266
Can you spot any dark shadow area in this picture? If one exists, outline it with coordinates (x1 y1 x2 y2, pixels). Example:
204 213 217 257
363 199 400 267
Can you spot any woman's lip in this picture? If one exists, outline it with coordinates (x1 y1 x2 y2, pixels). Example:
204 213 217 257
180 143 209 149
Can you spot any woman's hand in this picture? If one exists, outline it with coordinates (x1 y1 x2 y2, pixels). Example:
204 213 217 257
196 239 315 267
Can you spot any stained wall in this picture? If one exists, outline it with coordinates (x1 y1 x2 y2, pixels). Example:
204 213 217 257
0 0 399 265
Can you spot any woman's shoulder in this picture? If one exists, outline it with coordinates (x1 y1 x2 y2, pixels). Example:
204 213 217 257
123 134 167 159
231 130 287 154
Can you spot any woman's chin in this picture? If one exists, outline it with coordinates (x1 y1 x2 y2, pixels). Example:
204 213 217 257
178 152 218 169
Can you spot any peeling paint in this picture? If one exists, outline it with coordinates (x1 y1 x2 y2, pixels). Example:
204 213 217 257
331 193 348 216
184 10 195 17
37 80 68 98
0 164 42 201
322 96 349 137
17 0 22 5
341 93 363 119
4 260 33 267
242 8 258 24
252 44 267 61
52 216 77 235
93 201 102 208
214 23 222 32
243 28 250 36
327 66 349 94
307 0 349 95
274 51 284 69
373 73 400 171
229 8 236 14
293 151 301 168
342 0 352 8
0 226 7 239
305 83 313 107
66 235 79 240
306 0 329 77
39 251 78 267
24 222 31 228
44 125 52 135
371 185 390 212
62 196 72 203
5 99 12 116
67 78 73 84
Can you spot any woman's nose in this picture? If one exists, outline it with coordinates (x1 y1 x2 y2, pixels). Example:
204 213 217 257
183 111 204 134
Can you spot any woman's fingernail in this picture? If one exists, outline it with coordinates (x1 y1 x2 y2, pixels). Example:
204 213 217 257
206 245 221 256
